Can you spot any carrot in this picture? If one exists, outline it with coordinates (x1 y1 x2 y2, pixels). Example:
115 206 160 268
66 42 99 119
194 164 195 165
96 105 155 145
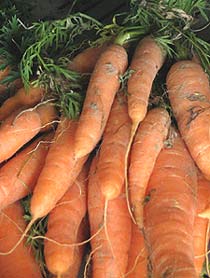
44 163 88 277
0 202 41 278
0 102 57 163
128 107 170 228
144 128 198 277
88 156 132 278
193 172 210 275
74 43 128 158
126 223 148 278
0 86 45 121
166 60 210 180
0 132 53 210
96 93 131 200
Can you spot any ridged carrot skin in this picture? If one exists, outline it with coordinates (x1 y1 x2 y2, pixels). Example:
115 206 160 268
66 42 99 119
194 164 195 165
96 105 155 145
74 44 128 158
144 129 197 277
44 164 88 276
129 108 170 228
88 157 132 278
0 202 42 278
166 60 210 180
0 133 52 210
127 36 165 124
97 93 131 200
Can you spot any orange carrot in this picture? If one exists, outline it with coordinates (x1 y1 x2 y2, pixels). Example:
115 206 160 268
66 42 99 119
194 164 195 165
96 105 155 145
0 202 42 278
74 44 128 158
128 107 170 228
0 132 53 210
96 93 131 200
144 129 198 277
126 223 148 278
166 60 210 180
0 86 45 121
44 163 88 277
193 172 210 275
0 102 57 163
88 156 132 278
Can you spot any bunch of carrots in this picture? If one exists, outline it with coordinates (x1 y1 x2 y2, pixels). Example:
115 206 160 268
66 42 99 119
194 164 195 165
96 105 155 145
0 0 210 278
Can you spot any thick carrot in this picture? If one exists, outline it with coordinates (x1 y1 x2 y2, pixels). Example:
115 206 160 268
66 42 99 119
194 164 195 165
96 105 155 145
0 202 42 278
0 102 57 163
166 60 210 180
0 132 53 210
0 86 45 121
74 44 128 158
193 172 210 275
97 93 131 200
88 156 132 278
144 128 197 277
128 107 170 228
126 223 148 278
44 163 88 277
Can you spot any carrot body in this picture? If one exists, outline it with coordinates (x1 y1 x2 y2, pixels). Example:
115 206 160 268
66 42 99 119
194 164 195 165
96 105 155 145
0 202 41 278
0 133 52 210
88 157 132 278
144 129 197 277
129 108 170 228
166 60 210 180
126 223 148 278
97 93 131 200
74 44 128 158
30 118 88 220
44 164 88 276
193 172 210 275
127 36 165 124
0 102 57 163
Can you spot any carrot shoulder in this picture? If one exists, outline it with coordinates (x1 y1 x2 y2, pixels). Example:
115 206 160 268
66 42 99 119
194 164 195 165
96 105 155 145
144 129 197 277
166 60 210 180
74 44 128 158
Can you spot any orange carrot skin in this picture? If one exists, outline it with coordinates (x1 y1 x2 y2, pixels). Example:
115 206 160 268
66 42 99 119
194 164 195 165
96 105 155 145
193 172 210 275
166 60 210 180
144 130 197 277
88 157 132 278
44 163 88 276
74 44 128 158
129 107 170 228
30 118 88 220
127 36 165 124
97 93 132 200
0 202 42 278
0 133 52 210
126 223 148 278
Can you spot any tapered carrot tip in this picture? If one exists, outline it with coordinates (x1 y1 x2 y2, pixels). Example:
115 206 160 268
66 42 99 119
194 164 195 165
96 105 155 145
198 208 210 219
46 254 71 276
101 184 120 201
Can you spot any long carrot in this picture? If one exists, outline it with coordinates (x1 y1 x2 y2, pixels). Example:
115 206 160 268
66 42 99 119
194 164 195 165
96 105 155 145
0 132 53 210
0 202 42 278
128 107 170 228
44 163 88 277
97 93 131 200
74 43 128 158
144 128 198 277
166 60 210 180
88 156 132 278
0 102 57 163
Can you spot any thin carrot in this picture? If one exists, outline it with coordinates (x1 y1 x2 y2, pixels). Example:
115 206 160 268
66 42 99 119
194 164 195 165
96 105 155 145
128 107 170 228
144 128 198 277
44 163 88 277
74 43 128 158
0 202 42 278
166 60 210 180
0 132 53 210
0 102 57 163
97 93 131 200
88 156 132 278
